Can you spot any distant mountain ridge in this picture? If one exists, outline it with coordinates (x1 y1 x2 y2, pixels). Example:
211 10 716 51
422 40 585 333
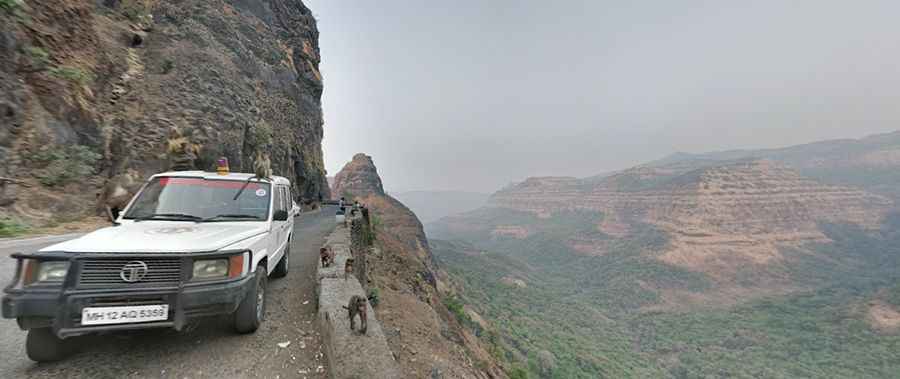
457 159 893 293
491 130 900 202
444 131 900 287
651 130 900 167
649 130 900 200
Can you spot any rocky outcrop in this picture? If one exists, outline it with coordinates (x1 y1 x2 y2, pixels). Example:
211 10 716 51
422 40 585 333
331 153 385 199
332 154 506 378
0 0 327 223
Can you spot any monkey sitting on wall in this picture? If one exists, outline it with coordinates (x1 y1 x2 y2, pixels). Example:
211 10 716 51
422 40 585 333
320 246 335 268
342 295 368 334
344 257 354 280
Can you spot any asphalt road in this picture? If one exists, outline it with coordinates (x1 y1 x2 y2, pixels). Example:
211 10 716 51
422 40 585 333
0 206 337 378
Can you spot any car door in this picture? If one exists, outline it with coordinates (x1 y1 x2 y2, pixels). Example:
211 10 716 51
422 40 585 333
279 185 292 248
270 185 287 268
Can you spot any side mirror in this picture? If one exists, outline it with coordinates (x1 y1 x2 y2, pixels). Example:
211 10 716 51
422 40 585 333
273 210 289 221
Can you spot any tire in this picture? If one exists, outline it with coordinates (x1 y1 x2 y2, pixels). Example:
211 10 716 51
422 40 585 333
26 327 70 362
271 239 290 278
234 266 267 334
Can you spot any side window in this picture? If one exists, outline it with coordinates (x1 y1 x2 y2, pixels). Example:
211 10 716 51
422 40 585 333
273 186 284 214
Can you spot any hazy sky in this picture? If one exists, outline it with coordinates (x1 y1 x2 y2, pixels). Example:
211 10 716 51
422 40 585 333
306 0 900 193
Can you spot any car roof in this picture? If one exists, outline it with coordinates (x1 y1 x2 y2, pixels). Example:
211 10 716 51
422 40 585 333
152 171 291 185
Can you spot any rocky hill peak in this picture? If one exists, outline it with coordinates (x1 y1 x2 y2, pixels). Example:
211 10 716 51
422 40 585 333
331 153 384 198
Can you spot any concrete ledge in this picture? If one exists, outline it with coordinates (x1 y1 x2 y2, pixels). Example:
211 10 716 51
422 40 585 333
318 277 399 379
318 244 351 280
317 224 400 378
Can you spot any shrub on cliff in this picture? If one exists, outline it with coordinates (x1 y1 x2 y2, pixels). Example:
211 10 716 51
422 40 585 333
0 0 24 12
0 218 28 237
49 66 93 85
33 145 101 187
367 288 380 307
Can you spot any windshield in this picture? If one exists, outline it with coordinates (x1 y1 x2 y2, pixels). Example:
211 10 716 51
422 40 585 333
123 177 271 221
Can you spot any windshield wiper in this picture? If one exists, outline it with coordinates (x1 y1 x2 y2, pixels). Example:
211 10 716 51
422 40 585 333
134 213 203 222
202 214 262 222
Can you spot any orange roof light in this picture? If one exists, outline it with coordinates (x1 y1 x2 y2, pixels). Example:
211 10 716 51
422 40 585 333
216 157 229 175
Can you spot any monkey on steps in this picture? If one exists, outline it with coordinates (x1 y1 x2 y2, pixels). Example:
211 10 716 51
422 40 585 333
344 258 354 280
342 295 368 335
320 246 335 267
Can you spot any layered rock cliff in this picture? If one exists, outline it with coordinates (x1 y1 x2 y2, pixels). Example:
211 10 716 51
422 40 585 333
0 0 328 223
650 130 900 202
489 159 892 277
332 153 506 378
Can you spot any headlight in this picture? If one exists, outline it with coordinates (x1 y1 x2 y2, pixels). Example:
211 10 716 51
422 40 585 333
192 259 229 279
23 260 69 285
38 261 69 282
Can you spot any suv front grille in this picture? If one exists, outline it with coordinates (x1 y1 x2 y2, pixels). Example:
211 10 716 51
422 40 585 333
78 257 183 288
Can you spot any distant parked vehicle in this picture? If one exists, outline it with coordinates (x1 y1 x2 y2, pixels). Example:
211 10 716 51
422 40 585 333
2 169 298 362
335 208 346 225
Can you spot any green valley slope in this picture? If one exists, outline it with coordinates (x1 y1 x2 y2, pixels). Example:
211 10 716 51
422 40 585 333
431 210 900 378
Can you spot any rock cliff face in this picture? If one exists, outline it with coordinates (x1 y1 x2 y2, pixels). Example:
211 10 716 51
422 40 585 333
332 154 506 379
0 0 328 223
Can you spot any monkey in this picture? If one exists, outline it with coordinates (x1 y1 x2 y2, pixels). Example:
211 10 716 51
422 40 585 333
253 149 272 179
341 295 367 334
166 129 200 171
344 257 354 280
320 246 335 268
98 168 142 220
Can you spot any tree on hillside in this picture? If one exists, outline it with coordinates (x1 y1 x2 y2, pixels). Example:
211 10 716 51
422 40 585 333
537 350 556 378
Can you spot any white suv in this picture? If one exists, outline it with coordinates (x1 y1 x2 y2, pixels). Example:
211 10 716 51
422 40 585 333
2 171 297 361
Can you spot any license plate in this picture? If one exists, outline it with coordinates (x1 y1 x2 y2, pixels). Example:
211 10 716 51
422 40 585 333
81 304 169 326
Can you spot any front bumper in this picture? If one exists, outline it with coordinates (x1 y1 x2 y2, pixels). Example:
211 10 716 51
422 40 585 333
2 251 252 338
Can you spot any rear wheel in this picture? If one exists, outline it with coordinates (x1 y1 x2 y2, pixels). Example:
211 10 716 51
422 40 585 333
26 327 71 362
234 266 267 333
271 239 290 278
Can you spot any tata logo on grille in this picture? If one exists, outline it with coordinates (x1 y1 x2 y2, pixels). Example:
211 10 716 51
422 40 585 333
120 261 149 283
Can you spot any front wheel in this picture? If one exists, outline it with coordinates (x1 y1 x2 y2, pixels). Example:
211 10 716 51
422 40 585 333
26 327 71 362
234 266 267 334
